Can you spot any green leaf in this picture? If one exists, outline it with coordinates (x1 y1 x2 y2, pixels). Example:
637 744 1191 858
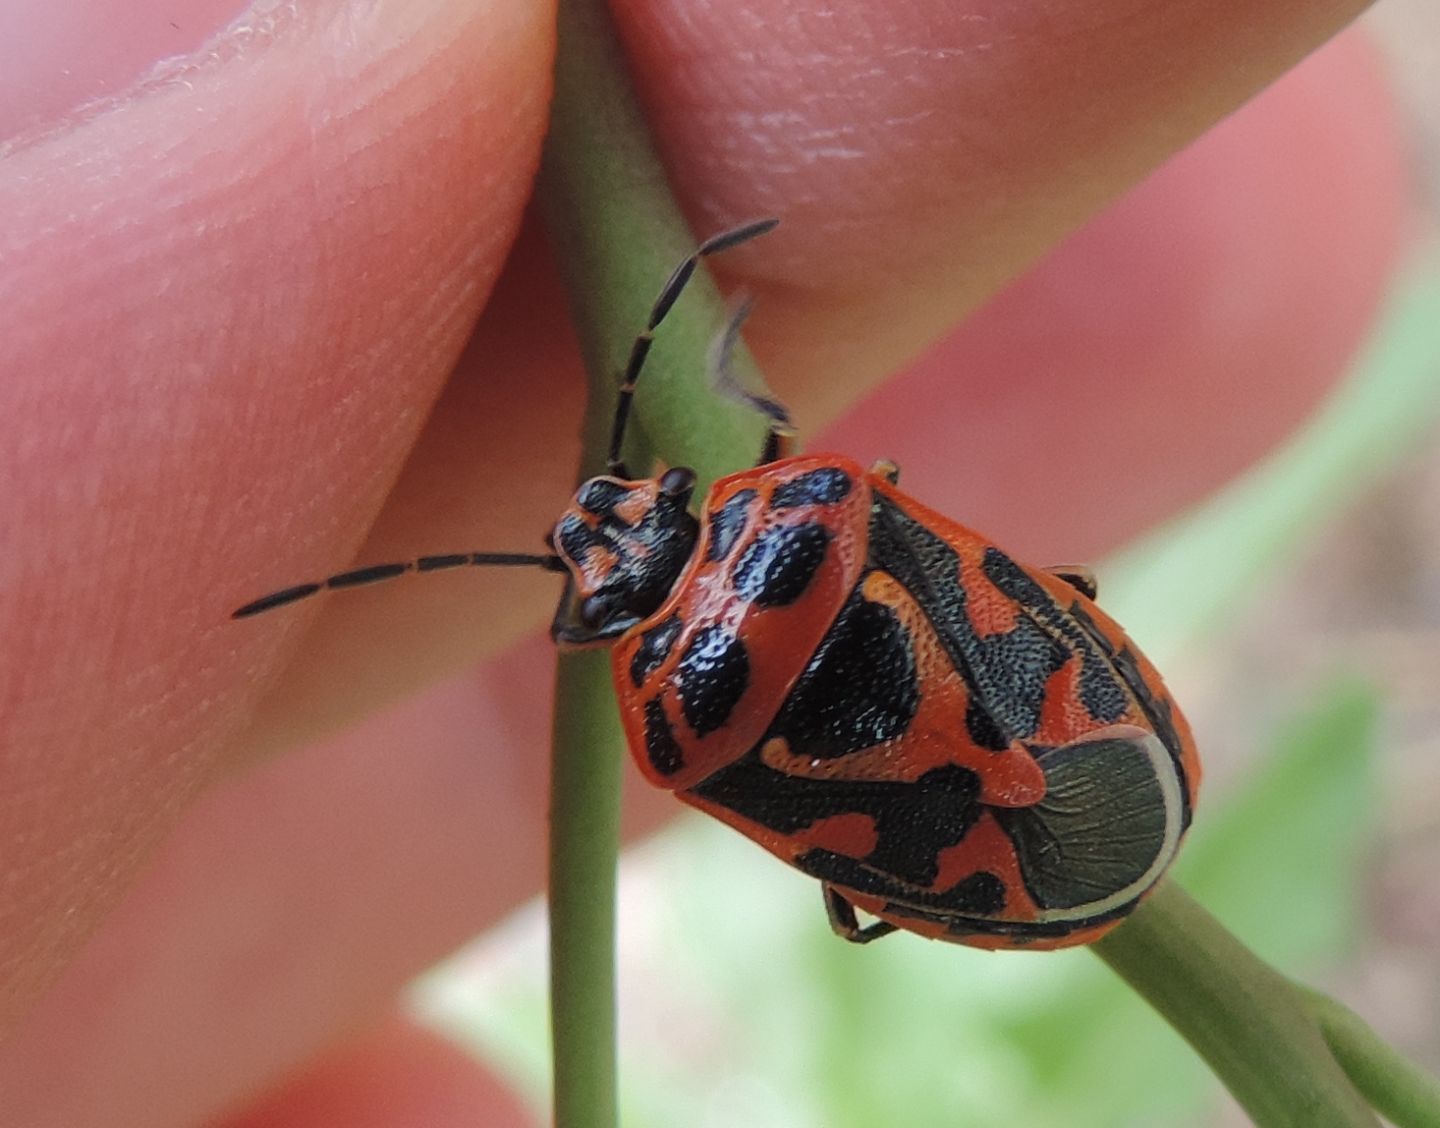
1176 679 1380 966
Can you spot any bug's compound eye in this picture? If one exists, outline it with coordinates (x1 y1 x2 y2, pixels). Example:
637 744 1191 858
659 466 697 499
580 592 615 628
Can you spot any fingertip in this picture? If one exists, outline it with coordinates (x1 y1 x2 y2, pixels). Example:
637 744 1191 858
614 0 1378 415
818 29 1411 558
0 0 553 1027
214 1014 537 1128
0 0 244 143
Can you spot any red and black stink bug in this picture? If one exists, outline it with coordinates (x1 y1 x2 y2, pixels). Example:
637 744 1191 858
235 219 1200 950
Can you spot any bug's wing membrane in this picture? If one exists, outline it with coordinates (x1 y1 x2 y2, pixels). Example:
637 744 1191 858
995 725 1186 920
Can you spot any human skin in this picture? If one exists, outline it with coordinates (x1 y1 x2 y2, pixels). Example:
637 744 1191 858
0 0 1408 1124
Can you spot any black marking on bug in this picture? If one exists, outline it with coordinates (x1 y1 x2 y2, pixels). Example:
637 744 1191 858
1076 655 1130 726
798 852 1006 918
692 759 984 890
770 467 853 509
732 523 832 607
630 615 683 688
964 696 1011 752
576 478 630 517
707 488 756 561
980 549 1128 726
766 585 918 759
643 697 685 776
867 498 1066 747
676 625 751 736
972 615 1069 737
556 514 603 562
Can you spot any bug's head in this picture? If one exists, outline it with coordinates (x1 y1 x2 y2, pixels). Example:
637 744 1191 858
549 467 700 647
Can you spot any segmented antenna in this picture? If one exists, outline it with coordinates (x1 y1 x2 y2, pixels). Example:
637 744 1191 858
232 552 565 619
233 219 781 621
607 217 780 477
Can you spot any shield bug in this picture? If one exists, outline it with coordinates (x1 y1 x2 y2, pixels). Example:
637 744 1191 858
235 220 1199 948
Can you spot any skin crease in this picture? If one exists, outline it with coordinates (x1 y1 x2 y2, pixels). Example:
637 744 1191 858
0 0 1410 1124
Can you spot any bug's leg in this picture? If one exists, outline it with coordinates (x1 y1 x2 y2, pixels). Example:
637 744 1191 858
824 884 898 945
869 459 900 485
232 552 565 619
1045 565 1098 601
608 217 780 478
707 294 796 466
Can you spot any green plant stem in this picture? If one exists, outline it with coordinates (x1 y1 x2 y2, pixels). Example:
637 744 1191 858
536 0 772 490
1304 987 1440 1127
536 2 777 1126
547 652 624 1128
1094 882 1440 1128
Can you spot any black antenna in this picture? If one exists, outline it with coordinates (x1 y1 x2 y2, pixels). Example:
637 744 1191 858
232 552 565 619
607 217 780 477
235 220 780 621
